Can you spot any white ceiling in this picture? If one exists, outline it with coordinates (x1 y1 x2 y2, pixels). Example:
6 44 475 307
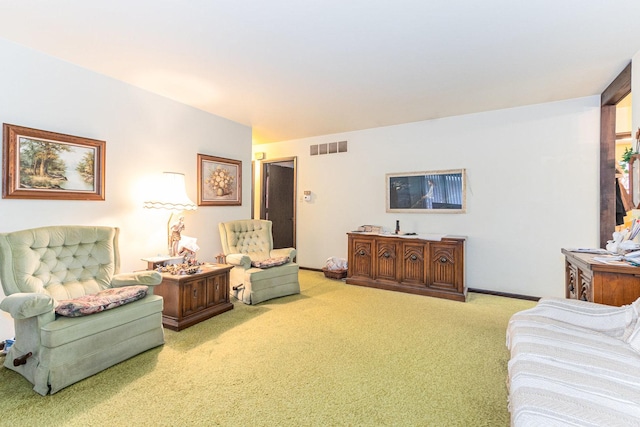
1 1 640 144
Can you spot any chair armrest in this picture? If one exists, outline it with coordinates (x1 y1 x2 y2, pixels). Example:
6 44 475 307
0 293 54 320
271 247 296 260
111 271 162 287
226 253 252 268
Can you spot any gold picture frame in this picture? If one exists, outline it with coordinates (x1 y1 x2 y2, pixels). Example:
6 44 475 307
197 153 242 206
2 123 105 200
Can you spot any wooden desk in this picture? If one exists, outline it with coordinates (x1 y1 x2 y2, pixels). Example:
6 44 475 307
154 264 233 331
562 248 640 306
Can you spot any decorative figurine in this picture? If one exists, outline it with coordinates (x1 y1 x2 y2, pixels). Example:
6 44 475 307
169 216 185 256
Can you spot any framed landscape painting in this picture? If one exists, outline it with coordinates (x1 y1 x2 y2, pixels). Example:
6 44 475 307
2 124 105 200
386 168 466 213
197 153 242 206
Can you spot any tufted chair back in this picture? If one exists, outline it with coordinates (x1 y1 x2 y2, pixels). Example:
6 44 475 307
0 226 120 302
219 220 273 261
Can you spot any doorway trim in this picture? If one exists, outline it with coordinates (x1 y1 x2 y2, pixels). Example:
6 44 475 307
600 63 631 248
260 156 297 248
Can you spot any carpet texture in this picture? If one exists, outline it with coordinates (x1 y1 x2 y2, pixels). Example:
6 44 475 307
0 270 535 426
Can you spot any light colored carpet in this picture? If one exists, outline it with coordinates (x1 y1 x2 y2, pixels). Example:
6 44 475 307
0 270 535 426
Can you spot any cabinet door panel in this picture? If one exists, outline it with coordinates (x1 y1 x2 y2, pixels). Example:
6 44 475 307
594 272 640 306
578 270 592 302
402 242 427 286
375 240 398 281
565 262 578 300
429 242 462 292
182 277 207 316
207 273 228 306
350 238 373 279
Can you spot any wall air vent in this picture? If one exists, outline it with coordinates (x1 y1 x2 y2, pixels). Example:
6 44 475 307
310 141 347 156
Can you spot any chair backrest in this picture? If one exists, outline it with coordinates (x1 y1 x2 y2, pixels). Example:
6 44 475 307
219 220 273 261
0 226 120 301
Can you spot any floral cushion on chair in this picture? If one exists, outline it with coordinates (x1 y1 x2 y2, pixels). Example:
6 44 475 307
251 256 290 269
55 285 148 317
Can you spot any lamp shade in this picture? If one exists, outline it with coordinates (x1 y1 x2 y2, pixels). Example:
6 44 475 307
143 172 197 211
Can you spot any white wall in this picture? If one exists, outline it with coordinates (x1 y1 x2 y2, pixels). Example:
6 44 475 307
0 38 252 339
255 97 601 299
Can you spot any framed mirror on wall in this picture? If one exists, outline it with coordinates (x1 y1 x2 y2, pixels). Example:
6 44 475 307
386 169 466 213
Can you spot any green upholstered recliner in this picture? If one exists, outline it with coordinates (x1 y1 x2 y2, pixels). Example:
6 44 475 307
0 225 165 395
219 220 300 305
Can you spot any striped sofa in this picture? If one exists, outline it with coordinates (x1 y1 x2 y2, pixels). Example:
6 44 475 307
506 297 640 426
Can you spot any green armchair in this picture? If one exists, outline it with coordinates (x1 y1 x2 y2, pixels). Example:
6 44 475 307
0 225 165 395
219 219 300 304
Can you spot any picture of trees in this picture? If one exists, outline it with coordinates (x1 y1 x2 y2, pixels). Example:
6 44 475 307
18 137 96 191
3 123 105 200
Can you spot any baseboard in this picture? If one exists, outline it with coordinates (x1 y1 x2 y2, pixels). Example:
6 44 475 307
468 288 540 301
302 267 540 301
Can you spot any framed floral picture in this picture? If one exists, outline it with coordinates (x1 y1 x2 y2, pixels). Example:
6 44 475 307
2 123 105 200
197 153 242 206
386 168 466 213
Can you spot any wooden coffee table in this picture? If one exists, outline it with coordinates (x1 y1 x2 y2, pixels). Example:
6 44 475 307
153 264 233 331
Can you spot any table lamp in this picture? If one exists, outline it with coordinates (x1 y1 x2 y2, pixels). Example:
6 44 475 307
143 172 197 256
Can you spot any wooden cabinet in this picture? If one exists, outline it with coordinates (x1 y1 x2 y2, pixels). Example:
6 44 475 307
154 265 233 331
347 233 466 302
562 249 640 306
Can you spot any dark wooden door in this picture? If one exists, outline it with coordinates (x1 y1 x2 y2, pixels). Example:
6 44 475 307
264 163 294 248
